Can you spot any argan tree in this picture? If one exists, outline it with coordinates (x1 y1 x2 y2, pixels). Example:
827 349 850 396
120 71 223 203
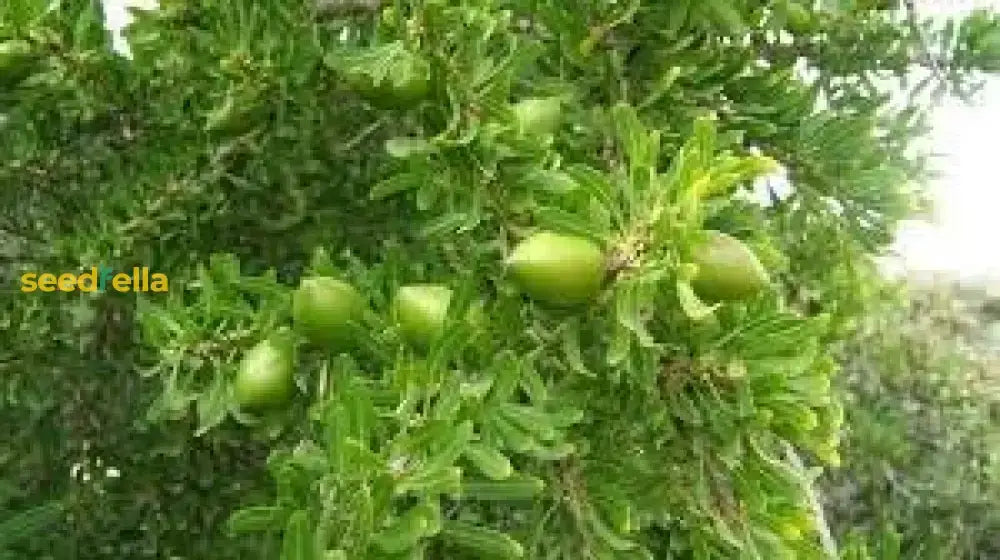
2 1 1000 559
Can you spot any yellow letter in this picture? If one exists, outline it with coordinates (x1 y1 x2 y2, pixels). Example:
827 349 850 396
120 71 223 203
38 273 56 292
20 273 37 292
58 273 76 292
112 273 130 292
78 268 97 292
150 274 169 292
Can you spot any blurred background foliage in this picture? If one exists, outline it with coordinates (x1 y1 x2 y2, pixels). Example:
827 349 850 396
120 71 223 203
827 282 1000 559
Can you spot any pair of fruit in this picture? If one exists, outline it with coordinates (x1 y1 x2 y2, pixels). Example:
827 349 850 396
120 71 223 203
292 277 452 350
507 230 769 306
234 278 453 409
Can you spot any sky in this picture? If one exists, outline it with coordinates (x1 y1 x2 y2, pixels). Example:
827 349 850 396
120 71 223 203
890 78 1000 285
100 0 1000 285
889 0 1000 286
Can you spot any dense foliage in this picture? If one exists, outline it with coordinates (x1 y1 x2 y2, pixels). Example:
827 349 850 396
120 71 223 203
2 1 1000 559
826 285 1000 559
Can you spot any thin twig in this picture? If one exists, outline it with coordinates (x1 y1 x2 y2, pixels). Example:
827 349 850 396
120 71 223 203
902 0 950 88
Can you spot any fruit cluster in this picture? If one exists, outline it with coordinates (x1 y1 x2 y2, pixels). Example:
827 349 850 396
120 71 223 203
234 230 768 409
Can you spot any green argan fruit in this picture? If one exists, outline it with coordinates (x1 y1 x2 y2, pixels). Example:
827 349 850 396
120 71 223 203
512 97 562 137
690 231 769 302
507 231 605 306
346 55 431 109
234 337 295 409
394 284 453 348
293 277 365 348
786 3 814 34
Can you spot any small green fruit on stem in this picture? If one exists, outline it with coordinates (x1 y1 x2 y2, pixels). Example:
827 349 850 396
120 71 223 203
345 54 431 109
512 97 562 137
234 337 295 409
394 284 453 348
293 276 365 348
690 231 769 302
507 231 605 306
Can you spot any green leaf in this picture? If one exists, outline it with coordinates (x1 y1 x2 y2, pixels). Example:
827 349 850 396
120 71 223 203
306 247 338 276
562 321 595 378
690 115 718 170
879 527 902 560
420 212 480 238
547 407 585 428
459 475 545 501
612 103 650 168
372 506 430 554
677 280 719 321
564 164 615 208
615 282 658 348
665 0 691 34
497 404 557 441
586 504 636 551
463 444 513 481
490 416 538 453
282 510 314 560
532 206 603 243
386 137 436 159
227 506 288 535
371 172 425 200
440 521 524 558
413 500 442 537
422 420 474 474
394 466 463 496
608 323 631 368
519 169 580 195
325 41 408 83
195 374 230 437
523 441 576 461
704 0 746 33
0 501 63 548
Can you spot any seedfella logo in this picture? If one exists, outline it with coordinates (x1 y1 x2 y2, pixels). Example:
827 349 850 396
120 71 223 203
21 265 168 293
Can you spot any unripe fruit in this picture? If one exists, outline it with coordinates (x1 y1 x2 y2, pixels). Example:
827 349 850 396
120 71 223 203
507 232 605 306
292 277 365 348
394 284 453 348
786 4 813 34
234 337 295 409
346 56 430 109
512 97 562 137
689 231 769 302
